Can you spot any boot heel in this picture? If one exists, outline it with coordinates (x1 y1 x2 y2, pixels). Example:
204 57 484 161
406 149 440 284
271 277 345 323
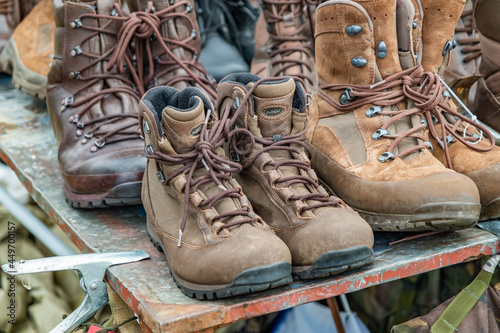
146 217 163 253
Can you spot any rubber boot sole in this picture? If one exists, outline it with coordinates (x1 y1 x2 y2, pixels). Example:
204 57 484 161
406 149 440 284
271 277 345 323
319 179 479 231
64 182 142 208
0 37 47 100
147 220 292 300
292 245 374 280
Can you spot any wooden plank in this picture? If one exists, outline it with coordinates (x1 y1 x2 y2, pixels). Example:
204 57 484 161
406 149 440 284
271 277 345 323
0 80 498 332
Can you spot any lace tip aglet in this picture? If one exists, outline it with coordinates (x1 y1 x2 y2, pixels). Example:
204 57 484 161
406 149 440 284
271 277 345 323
201 158 209 171
177 230 183 248
218 184 227 191
204 109 212 124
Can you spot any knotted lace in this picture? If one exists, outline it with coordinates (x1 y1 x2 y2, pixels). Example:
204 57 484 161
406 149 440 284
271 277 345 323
108 1 217 99
222 77 341 214
455 9 481 63
146 109 259 247
62 9 143 152
261 0 315 87
409 70 494 168
318 65 494 167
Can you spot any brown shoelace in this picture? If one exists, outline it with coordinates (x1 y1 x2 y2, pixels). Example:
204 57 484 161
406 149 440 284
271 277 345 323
261 0 315 87
409 70 494 168
319 65 494 167
455 9 481 64
146 109 258 247
61 9 143 152
222 77 340 214
108 1 217 99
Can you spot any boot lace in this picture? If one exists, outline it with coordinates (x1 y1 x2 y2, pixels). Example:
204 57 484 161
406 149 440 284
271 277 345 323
455 9 481 64
410 70 494 168
319 65 494 166
61 9 143 152
223 77 341 215
261 0 315 87
145 110 259 247
108 1 217 99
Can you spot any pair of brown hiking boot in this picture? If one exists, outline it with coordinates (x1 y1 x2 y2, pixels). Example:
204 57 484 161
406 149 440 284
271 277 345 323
305 0 500 231
139 74 375 299
46 0 216 207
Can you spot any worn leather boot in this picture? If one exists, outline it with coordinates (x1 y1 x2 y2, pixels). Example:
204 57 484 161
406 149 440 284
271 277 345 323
140 86 292 299
217 74 374 278
0 0 54 99
46 0 145 208
306 0 481 231
251 0 317 92
472 0 500 135
0 0 21 53
120 0 217 100
400 0 500 221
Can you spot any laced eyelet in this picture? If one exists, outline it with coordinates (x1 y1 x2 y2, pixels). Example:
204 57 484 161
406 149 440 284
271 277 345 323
143 121 151 134
378 152 395 163
372 129 389 140
70 19 82 29
70 46 82 57
145 145 155 155
365 106 382 117
424 141 433 152
95 139 106 148
232 97 240 110
339 88 356 105
110 8 118 16
69 71 81 80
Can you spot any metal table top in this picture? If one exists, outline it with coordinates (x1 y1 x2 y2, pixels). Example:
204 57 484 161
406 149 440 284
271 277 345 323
0 80 498 332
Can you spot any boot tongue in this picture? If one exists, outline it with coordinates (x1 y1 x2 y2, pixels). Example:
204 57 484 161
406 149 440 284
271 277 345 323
161 96 205 154
248 78 296 138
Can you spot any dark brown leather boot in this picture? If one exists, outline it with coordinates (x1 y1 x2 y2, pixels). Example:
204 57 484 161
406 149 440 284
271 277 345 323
46 0 145 208
119 0 217 100
217 74 374 278
399 0 500 221
306 0 481 231
251 0 317 92
140 86 292 299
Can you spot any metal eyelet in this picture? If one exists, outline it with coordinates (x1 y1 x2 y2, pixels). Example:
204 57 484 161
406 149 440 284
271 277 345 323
424 141 433 152
76 121 85 129
366 106 382 117
306 93 313 106
339 88 357 105
69 71 81 80
145 145 155 155
95 139 105 148
346 25 362 35
186 3 192 12
70 46 82 57
143 121 151 134
378 152 395 163
442 91 451 98
372 129 389 140
442 40 456 56
431 115 438 124
191 30 197 39
85 132 93 139
156 170 166 183
70 19 82 29
110 8 118 16
412 21 417 29
232 97 240 110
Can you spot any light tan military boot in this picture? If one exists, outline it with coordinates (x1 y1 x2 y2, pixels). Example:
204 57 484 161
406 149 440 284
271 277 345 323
140 85 292 299
305 0 481 231
400 0 500 221
216 73 374 278
0 0 54 99
251 0 317 92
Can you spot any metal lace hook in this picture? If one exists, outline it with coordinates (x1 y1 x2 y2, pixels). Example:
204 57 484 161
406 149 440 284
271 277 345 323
436 74 483 145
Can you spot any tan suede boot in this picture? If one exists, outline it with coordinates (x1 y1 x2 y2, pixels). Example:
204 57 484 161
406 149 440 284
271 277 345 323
118 0 217 101
216 73 374 278
250 0 317 92
140 86 292 299
306 0 481 231
46 0 145 208
400 0 500 221
0 0 54 99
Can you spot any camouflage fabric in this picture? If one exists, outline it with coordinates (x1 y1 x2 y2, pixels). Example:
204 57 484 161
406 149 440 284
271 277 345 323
391 265 500 333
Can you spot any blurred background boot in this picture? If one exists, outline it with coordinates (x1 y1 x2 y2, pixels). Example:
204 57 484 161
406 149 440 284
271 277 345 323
195 0 251 81
444 0 481 106
251 0 317 92
471 0 500 139
0 0 54 99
